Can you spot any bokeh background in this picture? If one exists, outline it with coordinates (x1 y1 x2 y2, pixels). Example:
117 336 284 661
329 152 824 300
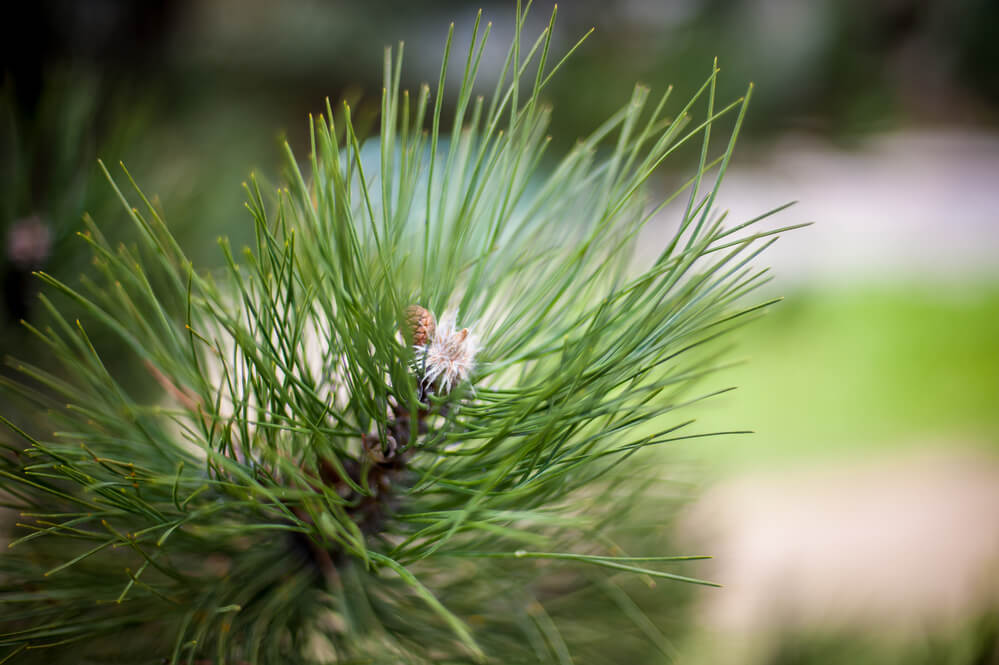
3 1 998 662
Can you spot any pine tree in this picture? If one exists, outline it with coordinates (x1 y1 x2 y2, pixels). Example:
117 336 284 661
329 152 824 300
0 6 800 663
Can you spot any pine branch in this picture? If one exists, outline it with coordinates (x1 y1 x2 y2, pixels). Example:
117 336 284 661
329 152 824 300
0 5 797 664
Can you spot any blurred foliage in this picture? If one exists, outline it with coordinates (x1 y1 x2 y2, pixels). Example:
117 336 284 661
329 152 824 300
546 0 999 146
1 71 149 327
765 612 999 665
0 71 279 420
5 0 999 158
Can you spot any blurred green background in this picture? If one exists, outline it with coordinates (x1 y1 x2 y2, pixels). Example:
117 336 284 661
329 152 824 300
701 285 999 468
3 1 998 663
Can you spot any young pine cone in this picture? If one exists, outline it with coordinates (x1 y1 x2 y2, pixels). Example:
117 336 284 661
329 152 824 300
405 305 436 347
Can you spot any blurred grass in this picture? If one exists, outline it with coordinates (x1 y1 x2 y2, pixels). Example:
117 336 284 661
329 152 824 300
693 284 999 473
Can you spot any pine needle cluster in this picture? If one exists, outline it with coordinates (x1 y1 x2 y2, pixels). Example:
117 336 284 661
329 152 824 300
0 5 800 663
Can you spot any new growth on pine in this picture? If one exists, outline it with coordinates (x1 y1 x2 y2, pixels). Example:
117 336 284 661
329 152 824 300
0 5 801 664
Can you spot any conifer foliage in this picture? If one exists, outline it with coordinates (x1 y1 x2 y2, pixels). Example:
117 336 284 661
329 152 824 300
0 5 799 663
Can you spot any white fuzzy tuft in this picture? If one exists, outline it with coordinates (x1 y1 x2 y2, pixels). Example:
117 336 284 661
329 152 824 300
414 309 478 395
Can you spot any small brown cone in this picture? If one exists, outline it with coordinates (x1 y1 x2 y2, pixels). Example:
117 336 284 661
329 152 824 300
405 305 436 347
